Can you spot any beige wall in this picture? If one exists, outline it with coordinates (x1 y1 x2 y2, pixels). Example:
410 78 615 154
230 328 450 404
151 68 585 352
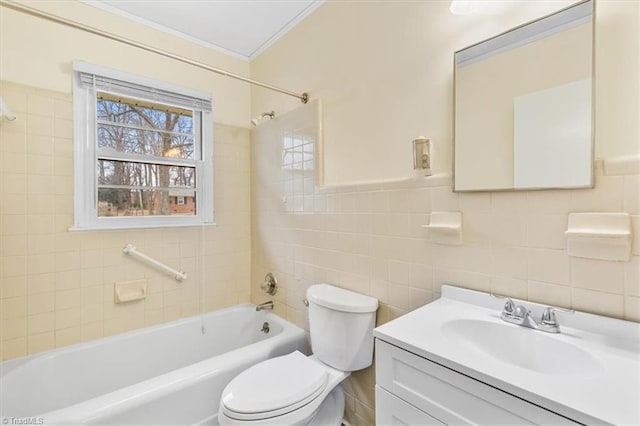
250 1 640 424
251 0 639 185
0 0 252 361
0 0 250 127
596 0 640 161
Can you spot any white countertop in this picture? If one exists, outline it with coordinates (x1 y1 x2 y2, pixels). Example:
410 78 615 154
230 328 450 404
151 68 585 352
374 285 640 426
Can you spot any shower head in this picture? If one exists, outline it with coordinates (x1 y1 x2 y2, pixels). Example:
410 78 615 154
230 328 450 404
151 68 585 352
251 111 275 126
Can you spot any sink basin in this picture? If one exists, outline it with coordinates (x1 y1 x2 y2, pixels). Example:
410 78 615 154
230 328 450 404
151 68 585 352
441 319 604 375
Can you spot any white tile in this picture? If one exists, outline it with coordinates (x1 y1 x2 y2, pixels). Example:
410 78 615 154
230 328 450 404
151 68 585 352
432 244 464 270
369 191 389 212
490 277 528 300
387 284 410 310
527 248 570 285
387 261 410 285
387 214 409 237
430 186 459 211
370 214 388 236
400 238 431 264
408 287 433 311
462 212 492 245
433 268 491 294
371 257 390 282
569 175 624 212
632 215 640 256
572 288 623 318
527 280 571 308
385 237 411 261
27 94 54 117
624 296 640 322
571 257 624 294
623 175 640 214
352 193 370 213
525 214 567 249
409 188 431 213
490 213 525 247
26 115 53 137
459 192 491 212
408 263 432 291
27 135 54 156
492 247 527 279
624 256 640 296
459 246 493 274
526 190 570 214
388 190 410 213
408 214 430 238
604 156 640 176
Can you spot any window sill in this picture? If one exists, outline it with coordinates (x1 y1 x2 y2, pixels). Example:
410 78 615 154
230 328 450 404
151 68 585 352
68 222 217 232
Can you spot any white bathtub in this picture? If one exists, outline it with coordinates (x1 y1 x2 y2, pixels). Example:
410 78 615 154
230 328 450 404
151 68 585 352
0 304 305 425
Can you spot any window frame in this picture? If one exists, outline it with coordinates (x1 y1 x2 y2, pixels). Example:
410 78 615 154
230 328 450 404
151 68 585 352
72 61 214 230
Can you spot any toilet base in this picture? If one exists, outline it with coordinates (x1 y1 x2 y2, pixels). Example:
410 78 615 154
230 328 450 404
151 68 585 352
308 384 345 426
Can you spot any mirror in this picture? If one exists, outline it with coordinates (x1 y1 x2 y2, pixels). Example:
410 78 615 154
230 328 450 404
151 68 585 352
454 0 594 192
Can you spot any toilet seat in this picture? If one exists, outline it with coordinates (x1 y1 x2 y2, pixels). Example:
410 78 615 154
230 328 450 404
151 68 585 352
221 351 328 421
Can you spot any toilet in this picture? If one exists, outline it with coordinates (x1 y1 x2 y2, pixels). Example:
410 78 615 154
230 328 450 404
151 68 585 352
218 284 379 425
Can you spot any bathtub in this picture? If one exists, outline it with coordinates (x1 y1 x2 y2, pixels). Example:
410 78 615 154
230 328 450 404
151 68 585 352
0 304 305 425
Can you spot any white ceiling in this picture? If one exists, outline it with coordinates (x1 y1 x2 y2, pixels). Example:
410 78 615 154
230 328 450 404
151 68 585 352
84 0 324 61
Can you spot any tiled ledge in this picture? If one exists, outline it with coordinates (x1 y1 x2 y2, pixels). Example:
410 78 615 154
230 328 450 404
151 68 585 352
604 155 640 176
317 173 453 194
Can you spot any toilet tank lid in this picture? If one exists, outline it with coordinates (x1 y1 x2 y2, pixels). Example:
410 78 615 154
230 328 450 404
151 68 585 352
307 284 378 313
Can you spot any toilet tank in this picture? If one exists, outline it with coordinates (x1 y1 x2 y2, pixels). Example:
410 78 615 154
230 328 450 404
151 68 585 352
307 284 379 371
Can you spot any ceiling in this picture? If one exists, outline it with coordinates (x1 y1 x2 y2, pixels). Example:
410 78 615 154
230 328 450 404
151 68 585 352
84 0 324 61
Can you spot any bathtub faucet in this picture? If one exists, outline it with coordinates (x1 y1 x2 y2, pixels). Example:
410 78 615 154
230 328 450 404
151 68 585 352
256 301 274 311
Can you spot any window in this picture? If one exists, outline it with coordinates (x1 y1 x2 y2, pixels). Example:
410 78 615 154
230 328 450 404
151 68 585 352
72 62 213 230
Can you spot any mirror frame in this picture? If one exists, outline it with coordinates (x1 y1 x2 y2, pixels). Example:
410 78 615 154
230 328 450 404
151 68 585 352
452 0 595 193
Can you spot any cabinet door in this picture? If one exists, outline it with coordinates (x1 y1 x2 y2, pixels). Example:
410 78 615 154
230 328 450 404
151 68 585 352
376 340 578 426
376 386 444 426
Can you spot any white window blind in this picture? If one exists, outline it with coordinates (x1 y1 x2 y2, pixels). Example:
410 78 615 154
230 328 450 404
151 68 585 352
77 71 212 112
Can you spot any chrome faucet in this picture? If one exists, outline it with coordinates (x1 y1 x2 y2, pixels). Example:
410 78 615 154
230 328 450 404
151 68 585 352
498 297 573 333
256 301 274 312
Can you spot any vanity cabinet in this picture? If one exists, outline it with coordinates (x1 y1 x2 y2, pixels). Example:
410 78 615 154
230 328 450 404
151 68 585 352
375 340 579 425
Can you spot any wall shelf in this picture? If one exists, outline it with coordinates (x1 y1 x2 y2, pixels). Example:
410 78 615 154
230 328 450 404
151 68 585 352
565 213 632 261
422 212 462 245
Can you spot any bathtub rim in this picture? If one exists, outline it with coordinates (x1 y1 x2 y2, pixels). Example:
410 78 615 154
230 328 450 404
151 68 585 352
0 303 300 377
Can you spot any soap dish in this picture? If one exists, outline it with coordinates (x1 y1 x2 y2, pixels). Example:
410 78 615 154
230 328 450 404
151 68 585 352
422 212 463 245
565 212 632 261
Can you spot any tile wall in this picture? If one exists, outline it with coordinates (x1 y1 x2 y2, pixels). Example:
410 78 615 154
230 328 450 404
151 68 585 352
0 81 252 361
250 102 640 425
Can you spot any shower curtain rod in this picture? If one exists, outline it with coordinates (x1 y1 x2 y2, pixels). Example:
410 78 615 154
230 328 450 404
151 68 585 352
0 0 309 104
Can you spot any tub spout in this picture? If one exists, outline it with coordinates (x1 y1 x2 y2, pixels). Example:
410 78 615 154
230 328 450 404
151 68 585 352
256 301 274 311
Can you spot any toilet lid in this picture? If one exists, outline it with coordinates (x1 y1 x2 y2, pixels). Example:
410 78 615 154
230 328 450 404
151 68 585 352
221 351 328 419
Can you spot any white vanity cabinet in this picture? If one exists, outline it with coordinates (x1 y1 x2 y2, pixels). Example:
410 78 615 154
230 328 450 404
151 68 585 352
372 285 640 426
374 339 578 425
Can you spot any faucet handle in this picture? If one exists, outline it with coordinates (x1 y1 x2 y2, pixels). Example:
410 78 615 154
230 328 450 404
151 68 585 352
541 306 574 325
503 298 516 316
261 272 278 296
490 293 517 317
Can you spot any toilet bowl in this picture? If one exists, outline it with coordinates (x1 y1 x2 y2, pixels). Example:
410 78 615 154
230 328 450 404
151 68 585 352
218 284 378 426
